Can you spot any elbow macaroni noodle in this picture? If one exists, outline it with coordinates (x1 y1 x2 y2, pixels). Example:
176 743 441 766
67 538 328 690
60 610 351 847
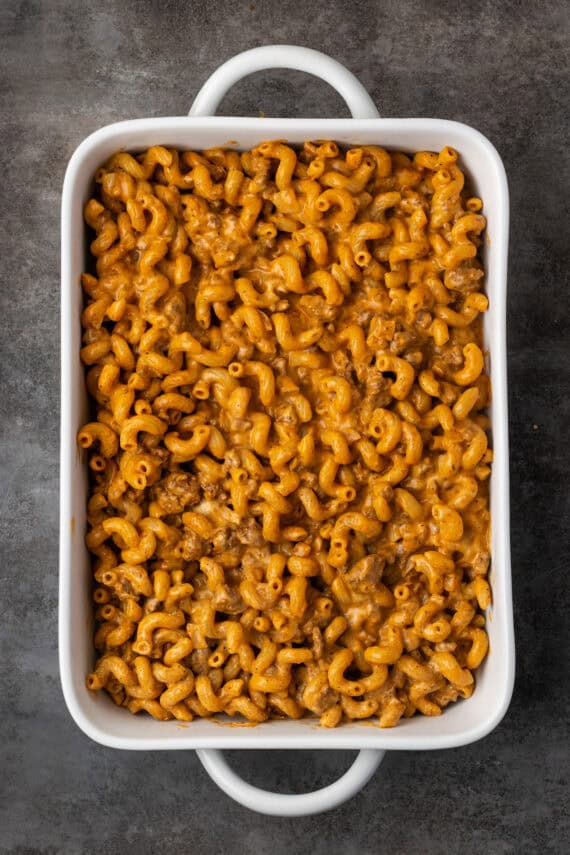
80 140 492 728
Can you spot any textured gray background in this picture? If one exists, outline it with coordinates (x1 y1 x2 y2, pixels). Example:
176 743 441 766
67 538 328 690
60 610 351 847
1 0 569 852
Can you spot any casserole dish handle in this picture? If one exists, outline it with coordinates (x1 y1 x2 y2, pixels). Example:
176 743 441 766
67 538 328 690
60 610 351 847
189 45 380 119
191 45 383 816
197 748 384 817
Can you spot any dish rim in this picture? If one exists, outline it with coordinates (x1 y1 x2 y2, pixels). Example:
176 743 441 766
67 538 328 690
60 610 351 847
60 114 515 752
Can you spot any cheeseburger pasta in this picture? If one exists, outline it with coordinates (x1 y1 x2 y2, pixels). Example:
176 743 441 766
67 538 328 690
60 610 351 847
79 141 491 728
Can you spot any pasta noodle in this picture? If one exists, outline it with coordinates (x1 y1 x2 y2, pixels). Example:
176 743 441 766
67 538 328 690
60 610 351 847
80 141 491 727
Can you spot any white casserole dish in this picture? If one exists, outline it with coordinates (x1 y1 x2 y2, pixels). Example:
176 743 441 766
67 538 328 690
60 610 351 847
60 45 515 817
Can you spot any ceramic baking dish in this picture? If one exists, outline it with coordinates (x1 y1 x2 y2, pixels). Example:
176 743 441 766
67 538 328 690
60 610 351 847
60 45 515 816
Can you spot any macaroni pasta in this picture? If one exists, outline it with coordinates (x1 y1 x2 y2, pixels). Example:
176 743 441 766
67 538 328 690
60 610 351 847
80 140 491 728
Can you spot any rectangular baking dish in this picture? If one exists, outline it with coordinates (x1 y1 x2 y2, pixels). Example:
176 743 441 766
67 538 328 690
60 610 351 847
60 46 514 815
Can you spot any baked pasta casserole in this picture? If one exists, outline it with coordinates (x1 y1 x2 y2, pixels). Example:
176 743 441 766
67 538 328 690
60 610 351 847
79 140 492 728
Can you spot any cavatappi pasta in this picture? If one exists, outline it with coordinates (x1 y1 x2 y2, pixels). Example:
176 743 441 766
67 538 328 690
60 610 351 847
80 141 492 728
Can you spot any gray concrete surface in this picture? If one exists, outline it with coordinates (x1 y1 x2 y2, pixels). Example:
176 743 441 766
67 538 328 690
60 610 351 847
1 0 569 852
